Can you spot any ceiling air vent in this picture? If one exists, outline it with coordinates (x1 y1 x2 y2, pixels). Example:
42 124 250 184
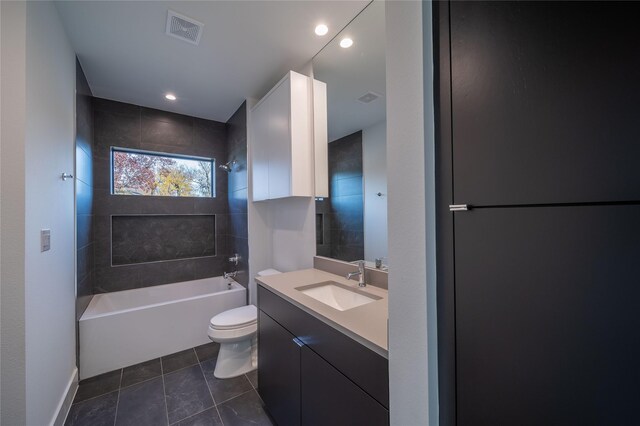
166 10 204 45
357 91 382 104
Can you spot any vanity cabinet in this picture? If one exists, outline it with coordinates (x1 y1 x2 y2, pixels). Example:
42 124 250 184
257 311 301 426
251 70 327 201
258 285 389 426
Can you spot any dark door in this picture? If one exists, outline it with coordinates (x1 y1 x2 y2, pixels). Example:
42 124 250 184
450 1 640 206
455 205 640 425
301 346 389 426
436 1 640 425
258 311 301 426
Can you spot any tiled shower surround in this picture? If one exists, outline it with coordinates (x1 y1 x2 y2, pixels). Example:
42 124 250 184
225 102 249 288
75 59 95 318
80 96 248 296
315 131 364 262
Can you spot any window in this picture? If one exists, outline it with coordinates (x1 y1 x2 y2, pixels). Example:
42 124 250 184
111 148 214 197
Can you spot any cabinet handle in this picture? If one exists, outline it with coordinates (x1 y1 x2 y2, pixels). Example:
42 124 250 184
449 204 470 211
292 337 305 347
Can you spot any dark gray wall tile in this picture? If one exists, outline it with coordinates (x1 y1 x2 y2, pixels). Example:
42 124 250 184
225 103 249 290
77 214 93 249
111 215 215 265
137 259 196 288
318 131 364 262
77 180 93 216
91 98 230 293
76 146 93 187
76 59 95 366
93 97 140 117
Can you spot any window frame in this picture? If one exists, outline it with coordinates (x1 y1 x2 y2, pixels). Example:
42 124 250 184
110 147 216 198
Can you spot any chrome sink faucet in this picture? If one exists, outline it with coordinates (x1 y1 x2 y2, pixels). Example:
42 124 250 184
346 260 366 287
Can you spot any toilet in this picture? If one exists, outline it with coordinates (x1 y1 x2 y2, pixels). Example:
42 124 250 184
208 268 281 379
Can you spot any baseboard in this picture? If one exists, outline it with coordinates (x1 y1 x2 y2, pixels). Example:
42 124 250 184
51 367 78 426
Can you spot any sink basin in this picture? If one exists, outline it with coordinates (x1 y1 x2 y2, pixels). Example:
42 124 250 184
295 281 381 311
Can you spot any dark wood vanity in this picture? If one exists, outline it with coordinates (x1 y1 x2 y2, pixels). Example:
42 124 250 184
257 285 389 426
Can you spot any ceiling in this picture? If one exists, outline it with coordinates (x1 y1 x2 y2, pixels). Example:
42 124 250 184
55 1 369 122
312 0 385 142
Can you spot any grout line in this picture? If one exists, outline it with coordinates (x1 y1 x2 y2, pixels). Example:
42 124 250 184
198 359 224 426
245 372 256 391
119 374 163 391
168 405 213 426
113 369 123 426
214 388 254 407
160 358 171 426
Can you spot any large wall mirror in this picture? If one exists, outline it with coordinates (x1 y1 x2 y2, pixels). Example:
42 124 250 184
314 1 387 270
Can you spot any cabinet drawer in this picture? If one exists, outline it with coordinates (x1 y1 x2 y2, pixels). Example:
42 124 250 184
302 346 388 426
258 311 300 426
258 285 389 408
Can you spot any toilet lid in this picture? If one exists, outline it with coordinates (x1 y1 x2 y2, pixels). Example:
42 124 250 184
210 305 257 330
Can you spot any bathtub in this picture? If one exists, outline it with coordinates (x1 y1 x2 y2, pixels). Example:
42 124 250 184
79 276 246 379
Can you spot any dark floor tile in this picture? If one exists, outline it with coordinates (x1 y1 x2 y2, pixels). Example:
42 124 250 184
194 342 220 363
217 390 273 426
115 376 167 426
162 349 199 374
65 391 118 426
246 369 258 389
164 364 214 424
74 369 122 403
121 358 162 388
200 358 253 404
175 407 223 426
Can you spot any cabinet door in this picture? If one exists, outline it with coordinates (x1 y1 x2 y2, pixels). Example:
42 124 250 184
266 78 292 200
455 205 640 425
451 1 640 205
258 311 300 426
251 99 269 201
301 346 388 426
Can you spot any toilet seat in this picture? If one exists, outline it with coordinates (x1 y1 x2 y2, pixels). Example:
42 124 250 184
210 305 257 330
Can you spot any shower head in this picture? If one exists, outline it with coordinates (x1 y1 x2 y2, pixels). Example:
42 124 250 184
219 160 236 173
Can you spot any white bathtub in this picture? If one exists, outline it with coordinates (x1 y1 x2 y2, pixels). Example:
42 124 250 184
79 276 246 379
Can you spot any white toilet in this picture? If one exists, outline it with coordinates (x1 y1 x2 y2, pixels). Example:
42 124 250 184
208 268 281 379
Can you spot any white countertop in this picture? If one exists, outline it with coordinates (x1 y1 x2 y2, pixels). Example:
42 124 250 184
256 268 388 358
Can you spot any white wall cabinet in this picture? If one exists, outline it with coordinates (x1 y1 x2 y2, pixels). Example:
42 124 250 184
251 70 327 201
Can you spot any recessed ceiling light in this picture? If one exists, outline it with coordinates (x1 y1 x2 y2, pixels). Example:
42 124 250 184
165 93 177 101
315 24 328 36
340 38 353 48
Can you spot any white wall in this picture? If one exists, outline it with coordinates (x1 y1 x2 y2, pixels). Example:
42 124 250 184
363 120 388 262
386 1 438 425
1 2 77 424
1 2 28 424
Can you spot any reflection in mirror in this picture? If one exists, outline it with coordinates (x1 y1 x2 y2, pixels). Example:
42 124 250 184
313 1 387 270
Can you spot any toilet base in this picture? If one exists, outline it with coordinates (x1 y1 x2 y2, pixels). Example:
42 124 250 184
213 337 257 379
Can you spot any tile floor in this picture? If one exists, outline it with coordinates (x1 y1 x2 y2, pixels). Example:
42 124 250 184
65 342 274 426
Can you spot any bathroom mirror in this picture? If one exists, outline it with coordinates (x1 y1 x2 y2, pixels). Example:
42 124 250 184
313 0 387 269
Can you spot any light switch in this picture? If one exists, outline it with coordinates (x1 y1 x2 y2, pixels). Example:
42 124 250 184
41 229 50 252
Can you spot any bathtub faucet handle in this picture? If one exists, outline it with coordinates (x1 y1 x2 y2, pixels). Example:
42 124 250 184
224 271 237 280
228 254 240 266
